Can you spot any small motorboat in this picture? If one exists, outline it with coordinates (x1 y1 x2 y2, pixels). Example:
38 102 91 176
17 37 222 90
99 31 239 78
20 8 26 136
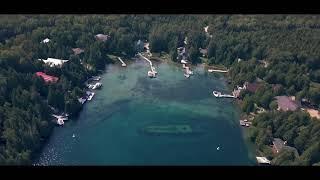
212 91 221 97
184 73 190 78
217 146 220 151
72 134 75 138
87 92 95 101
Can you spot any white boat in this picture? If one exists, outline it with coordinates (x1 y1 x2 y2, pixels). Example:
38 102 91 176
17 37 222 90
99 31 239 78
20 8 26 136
72 134 75 138
92 82 102 89
184 73 190 78
87 92 95 101
92 76 101 81
208 69 214 72
217 146 220 151
121 63 127 67
181 60 188 64
148 71 156 78
212 91 221 97
244 119 248 122
245 123 250 127
57 118 64 125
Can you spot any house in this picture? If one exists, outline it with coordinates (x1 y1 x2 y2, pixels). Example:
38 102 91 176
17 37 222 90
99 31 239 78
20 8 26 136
272 138 299 157
275 96 300 111
199 48 208 57
244 81 262 93
38 58 69 68
36 72 59 83
72 48 84 55
306 108 320 119
95 34 110 42
256 157 271 165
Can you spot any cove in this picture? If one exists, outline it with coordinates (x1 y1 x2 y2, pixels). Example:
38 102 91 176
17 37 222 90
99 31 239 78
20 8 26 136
35 59 256 165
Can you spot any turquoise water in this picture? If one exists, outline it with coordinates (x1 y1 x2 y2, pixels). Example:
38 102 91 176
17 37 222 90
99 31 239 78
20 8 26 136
35 59 255 165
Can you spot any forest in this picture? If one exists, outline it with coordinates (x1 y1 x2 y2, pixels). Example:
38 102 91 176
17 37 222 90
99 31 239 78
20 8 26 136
0 15 320 165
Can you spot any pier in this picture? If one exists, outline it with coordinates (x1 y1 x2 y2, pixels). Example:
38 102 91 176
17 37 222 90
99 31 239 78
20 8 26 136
212 91 236 98
208 69 229 73
138 53 157 78
117 57 126 67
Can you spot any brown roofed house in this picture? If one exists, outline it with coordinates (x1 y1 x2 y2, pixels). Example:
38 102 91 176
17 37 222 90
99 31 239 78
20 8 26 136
95 34 110 42
244 81 262 93
199 48 208 57
275 96 300 111
72 48 84 55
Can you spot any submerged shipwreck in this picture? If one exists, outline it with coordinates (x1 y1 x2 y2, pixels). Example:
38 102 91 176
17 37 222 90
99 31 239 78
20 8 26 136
140 124 204 135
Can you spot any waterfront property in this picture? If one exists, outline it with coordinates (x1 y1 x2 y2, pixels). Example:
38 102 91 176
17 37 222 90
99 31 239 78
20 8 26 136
272 138 299 157
38 58 69 68
275 96 300 111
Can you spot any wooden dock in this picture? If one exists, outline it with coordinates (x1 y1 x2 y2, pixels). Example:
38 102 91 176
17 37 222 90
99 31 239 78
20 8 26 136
208 69 229 73
117 57 126 67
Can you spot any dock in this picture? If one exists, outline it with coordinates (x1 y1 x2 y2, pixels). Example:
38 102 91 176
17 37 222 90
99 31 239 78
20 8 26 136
212 91 236 98
117 57 126 67
208 69 229 73
138 53 157 78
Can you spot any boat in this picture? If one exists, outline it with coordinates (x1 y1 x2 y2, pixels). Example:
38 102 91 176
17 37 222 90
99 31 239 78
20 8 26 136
92 82 102 89
245 123 250 127
240 120 246 126
91 76 101 81
87 92 95 101
184 73 190 78
181 60 188 64
72 134 75 138
208 69 214 73
56 118 64 125
217 146 220 151
212 91 221 97
148 71 156 78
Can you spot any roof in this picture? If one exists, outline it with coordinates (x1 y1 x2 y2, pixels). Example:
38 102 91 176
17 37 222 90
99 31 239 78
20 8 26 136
95 34 110 42
275 96 299 111
72 48 84 55
36 72 58 83
41 38 50 43
245 82 261 93
273 138 286 152
39 58 69 67
306 108 320 119
199 48 208 55
256 157 271 164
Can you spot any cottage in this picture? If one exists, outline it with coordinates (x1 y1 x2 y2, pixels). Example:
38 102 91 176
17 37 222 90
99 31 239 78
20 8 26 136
306 108 320 119
72 48 84 55
275 96 300 111
272 138 287 153
244 81 262 93
199 48 208 57
95 34 110 42
38 58 69 68
272 138 299 157
36 72 59 83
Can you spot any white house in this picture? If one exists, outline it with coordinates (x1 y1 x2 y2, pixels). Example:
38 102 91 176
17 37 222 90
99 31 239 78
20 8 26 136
38 58 69 67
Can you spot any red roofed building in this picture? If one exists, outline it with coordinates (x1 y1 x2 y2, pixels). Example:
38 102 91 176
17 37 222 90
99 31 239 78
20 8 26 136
36 72 59 83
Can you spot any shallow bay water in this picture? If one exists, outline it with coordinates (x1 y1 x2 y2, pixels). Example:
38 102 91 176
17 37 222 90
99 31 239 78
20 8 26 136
35 59 255 165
